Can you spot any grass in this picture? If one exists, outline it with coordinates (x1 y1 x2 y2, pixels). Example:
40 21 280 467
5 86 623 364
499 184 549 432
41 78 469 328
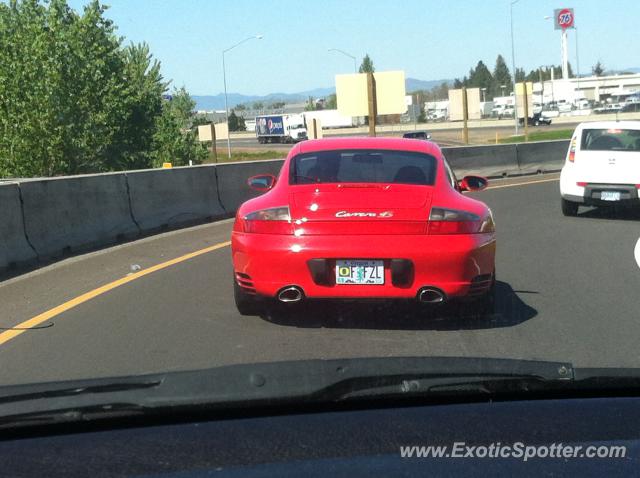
203 150 283 164
495 129 574 144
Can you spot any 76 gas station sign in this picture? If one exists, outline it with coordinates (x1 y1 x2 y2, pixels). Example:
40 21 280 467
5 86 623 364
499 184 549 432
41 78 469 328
554 8 575 30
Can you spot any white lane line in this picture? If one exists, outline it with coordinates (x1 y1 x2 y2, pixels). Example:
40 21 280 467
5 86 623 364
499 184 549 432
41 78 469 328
486 177 559 190
635 237 640 270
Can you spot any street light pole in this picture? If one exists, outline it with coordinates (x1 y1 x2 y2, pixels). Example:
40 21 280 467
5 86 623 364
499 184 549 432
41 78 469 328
510 0 520 135
575 26 581 105
222 35 263 159
328 48 357 73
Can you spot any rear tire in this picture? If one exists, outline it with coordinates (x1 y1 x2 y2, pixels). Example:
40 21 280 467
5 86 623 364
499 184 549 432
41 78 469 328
561 198 579 216
234 280 262 316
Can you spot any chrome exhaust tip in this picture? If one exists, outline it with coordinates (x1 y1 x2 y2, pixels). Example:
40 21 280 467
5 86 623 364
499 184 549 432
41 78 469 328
277 286 304 303
418 287 445 304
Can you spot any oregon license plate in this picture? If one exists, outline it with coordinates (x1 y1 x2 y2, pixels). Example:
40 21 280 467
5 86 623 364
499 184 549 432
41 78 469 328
336 260 384 285
600 191 621 201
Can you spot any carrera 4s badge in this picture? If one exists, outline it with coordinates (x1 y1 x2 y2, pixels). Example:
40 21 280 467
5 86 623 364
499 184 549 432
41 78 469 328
335 211 394 218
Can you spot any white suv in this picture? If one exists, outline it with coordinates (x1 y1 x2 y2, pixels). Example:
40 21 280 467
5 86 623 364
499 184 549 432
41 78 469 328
560 121 640 216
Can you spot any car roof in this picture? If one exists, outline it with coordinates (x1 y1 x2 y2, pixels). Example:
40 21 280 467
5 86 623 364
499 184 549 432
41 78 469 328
577 120 640 130
293 137 442 157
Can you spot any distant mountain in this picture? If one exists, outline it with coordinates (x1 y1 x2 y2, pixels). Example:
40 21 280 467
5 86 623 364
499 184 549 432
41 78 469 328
193 77 452 111
405 77 451 92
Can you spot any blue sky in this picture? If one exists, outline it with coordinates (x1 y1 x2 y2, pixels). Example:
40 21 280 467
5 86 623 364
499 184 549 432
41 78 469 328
68 0 640 96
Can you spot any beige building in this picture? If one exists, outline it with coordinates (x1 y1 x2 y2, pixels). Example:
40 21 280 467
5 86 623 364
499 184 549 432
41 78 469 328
533 73 640 104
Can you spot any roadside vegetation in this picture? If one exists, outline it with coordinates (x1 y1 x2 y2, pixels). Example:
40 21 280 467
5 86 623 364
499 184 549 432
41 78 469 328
496 129 574 144
0 0 207 178
204 150 283 164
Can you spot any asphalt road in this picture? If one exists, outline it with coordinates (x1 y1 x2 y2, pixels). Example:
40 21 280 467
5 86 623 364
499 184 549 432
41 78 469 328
229 122 577 150
0 174 639 386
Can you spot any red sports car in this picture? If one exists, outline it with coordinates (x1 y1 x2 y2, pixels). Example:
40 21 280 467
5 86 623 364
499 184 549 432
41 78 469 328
232 137 496 315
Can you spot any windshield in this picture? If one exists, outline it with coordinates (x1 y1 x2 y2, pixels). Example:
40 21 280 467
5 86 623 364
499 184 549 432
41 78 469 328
581 128 640 151
290 150 437 185
1 0 640 422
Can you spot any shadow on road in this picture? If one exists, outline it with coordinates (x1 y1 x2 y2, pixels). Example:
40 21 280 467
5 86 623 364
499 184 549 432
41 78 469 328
262 281 538 331
578 206 640 221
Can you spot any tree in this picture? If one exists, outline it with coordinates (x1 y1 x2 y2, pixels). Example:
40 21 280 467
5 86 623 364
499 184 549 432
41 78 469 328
236 115 246 132
514 67 526 82
492 54 512 97
227 110 245 132
0 0 202 178
106 42 166 171
592 61 605 77
150 87 208 167
191 114 210 127
358 54 375 74
252 101 264 110
467 60 493 97
417 99 426 123
304 96 317 111
0 0 128 176
325 94 337 109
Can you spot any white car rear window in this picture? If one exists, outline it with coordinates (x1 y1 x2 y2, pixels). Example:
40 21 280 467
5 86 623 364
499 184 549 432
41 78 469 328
581 128 640 152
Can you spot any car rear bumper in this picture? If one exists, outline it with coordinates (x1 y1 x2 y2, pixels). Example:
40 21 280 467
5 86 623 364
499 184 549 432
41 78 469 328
232 232 496 300
561 184 640 206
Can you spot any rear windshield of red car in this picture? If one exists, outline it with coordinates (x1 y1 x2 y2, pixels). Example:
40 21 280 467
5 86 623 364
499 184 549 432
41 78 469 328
581 128 640 152
290 149 438 185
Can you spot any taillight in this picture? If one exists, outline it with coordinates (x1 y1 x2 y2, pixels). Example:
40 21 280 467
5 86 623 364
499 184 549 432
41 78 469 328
576 182 587 187
241 206 293 234
568 137 577 162
428 207 494 235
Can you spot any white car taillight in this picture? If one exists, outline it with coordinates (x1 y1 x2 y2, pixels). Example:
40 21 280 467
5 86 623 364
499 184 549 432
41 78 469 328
568 137 577 162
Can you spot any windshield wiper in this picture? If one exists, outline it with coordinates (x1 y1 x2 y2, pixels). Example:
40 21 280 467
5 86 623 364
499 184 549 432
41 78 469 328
0 378 162 405
3 358 640 430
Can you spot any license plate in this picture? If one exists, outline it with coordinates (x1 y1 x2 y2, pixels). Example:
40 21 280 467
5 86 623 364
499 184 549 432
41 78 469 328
600 191 621 201
336 260 384 285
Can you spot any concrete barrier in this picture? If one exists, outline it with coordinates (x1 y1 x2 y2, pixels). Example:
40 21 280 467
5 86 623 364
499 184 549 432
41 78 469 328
0 183 37 270
442 144 519 178
516 140 569 175
20 173 139 259
216 160 285 213
127 165 225 232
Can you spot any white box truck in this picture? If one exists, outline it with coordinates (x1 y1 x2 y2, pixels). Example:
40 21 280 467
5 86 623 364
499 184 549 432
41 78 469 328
303 110 353 129
255 114 307 144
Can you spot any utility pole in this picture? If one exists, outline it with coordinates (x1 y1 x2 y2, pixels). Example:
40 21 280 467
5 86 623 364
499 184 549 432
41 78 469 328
367 72 377 137
210 122 217 163
510 0 520 135
462 87 469 145
523 82 529 141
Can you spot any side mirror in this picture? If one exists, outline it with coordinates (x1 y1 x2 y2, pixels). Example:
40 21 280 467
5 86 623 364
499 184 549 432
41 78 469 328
247 174 276 191
426 133 432 140
458 175 488 192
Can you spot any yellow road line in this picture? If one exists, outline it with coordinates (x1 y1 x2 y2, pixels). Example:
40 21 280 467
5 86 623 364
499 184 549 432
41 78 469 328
487 177 559 190
0 240 231 347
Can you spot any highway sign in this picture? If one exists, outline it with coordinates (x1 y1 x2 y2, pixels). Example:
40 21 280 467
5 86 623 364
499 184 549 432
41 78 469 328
554 8 575 30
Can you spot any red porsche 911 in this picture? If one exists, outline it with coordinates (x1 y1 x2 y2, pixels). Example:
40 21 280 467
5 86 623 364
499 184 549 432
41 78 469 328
232 137 496 316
